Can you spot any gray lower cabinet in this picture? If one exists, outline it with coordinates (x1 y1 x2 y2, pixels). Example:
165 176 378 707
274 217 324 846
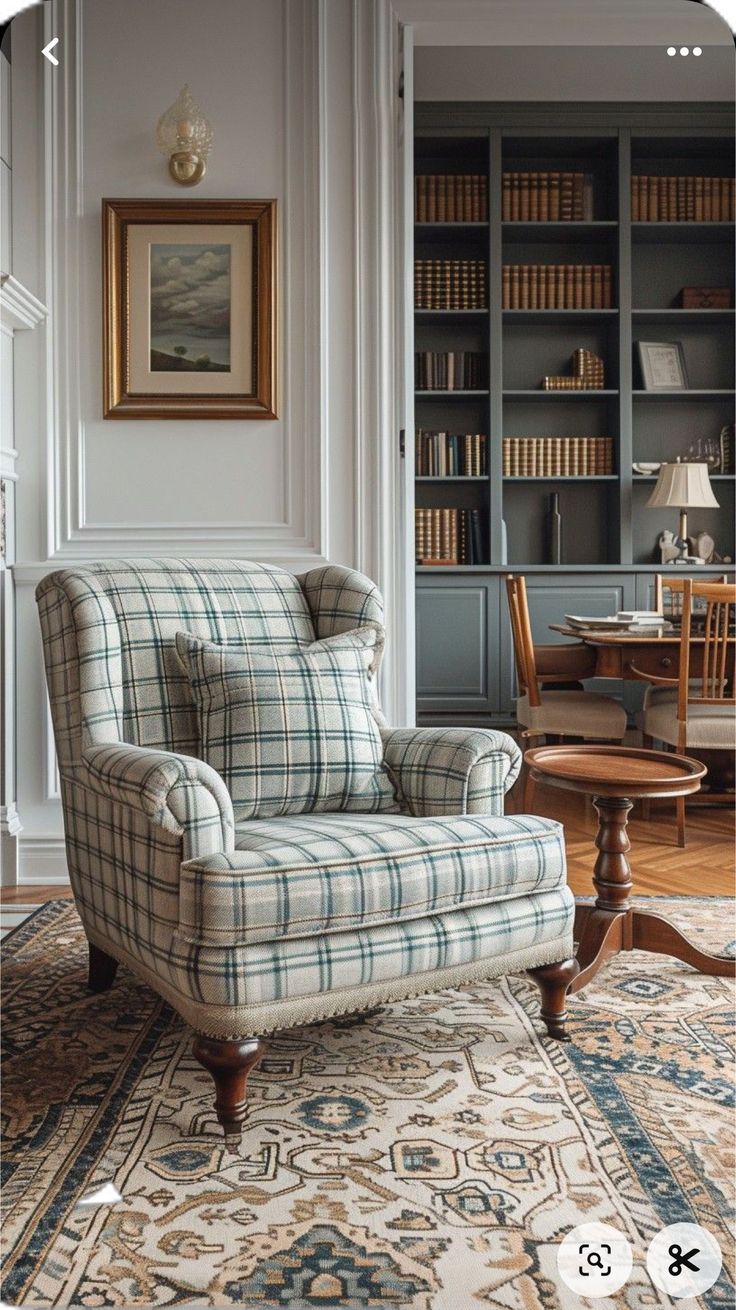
416 577 498 716
417 571 637 725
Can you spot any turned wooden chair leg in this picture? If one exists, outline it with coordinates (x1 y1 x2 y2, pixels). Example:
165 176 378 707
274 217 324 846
676 795 686 848
527 958 580 1041
88 942 119 993
193 1036 263 1140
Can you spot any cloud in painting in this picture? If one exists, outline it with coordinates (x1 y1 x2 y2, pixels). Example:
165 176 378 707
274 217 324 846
150 243 232 367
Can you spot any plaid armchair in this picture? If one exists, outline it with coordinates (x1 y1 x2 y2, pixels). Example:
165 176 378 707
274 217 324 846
37 560 575 1139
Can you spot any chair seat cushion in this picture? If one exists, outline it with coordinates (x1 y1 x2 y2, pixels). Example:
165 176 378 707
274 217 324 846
516 689 627 739
643 698 736 749
178 812 567 946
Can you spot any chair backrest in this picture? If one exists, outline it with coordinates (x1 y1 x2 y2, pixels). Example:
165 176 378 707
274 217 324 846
36 559 384 772
505 574 541 707
677 579 736 727
654 573 728 619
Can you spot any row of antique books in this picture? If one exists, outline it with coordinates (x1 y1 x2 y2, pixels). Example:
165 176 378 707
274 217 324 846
502 264 613 310
415 508 486 565
415 260 487 310
502 437 615 477
415 352 487 391
415 174 488 223
416 430 487 477
502 171 594 221
631 175 735 222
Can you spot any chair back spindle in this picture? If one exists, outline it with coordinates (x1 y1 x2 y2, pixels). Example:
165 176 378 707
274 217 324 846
505 575 541 708
677 580 735 739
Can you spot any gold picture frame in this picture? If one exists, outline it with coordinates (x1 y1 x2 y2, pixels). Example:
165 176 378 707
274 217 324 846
103 199 277 419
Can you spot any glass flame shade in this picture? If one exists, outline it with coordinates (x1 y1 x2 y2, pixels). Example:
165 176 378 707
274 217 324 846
156 85 213 162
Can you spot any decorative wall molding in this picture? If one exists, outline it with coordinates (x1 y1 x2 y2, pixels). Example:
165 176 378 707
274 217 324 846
0 274 48 335
351 0 411 724
43 0 328 564
18 837 69 884
1 445 19 482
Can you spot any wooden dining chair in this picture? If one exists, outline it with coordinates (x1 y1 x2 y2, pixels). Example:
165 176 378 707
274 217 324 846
505 574 627 808
636 578 735 846
654 573 728 620
642 572 730 748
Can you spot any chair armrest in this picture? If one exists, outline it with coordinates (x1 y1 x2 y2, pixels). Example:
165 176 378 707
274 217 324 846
381 727 522 817
82 742 235 859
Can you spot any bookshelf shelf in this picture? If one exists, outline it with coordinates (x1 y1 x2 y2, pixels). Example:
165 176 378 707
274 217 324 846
632 308 734 323
632 390 735 400
502 221 617 243
503 309 618 322
632 222 734 244
503 389 618 399
414 108 734 720
634 474 735 482
415 222 489 237
504 476 618 483
415 310 488 322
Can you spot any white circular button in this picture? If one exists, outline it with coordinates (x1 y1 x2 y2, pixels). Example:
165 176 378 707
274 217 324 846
680 46 690 55
646 1223 722 1300
667 46 677 55
557 1223 633 1298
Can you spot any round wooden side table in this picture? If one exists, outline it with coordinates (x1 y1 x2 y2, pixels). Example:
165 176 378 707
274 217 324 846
523 744 736 1041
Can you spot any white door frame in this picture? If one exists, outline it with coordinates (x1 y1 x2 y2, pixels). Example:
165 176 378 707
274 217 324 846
351 0 415 727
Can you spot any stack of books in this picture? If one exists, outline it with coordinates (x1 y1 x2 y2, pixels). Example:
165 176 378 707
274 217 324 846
415 260 487 309
631 175 735 221
503 437 614 477
415 507 485 564
415 175 488 222
502 171 594 221
502 264 613 309
543 348 606 390
416 431 487 477
415 352 486 391
565 611 672 634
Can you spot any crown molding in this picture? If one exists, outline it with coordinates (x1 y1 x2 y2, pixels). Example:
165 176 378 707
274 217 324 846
0 274 48 335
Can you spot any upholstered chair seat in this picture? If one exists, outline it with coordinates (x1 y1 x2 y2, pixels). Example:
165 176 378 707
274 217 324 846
37 559 576 1139
516 689 627 740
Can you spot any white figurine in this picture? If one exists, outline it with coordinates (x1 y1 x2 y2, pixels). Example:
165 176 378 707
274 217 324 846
658 529 681 565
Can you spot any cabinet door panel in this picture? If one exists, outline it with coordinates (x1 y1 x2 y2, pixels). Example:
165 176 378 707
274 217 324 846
499 575 636 714
417 581 494 712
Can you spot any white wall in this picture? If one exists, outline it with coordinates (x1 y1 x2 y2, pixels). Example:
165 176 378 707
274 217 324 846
414 44 734 101
8 0 410 883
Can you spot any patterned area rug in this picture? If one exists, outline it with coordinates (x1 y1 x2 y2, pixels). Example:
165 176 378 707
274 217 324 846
2 899 734 1309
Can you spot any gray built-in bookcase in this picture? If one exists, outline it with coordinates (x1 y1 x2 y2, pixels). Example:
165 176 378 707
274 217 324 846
413 103 735 726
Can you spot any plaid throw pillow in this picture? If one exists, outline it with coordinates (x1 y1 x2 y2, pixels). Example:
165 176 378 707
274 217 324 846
175 627 399 820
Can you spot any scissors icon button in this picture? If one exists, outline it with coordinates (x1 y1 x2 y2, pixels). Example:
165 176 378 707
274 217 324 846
647 1225 721 1298
668 1244 700 1277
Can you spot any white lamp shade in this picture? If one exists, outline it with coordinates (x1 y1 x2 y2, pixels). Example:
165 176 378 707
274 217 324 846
645 462 720 510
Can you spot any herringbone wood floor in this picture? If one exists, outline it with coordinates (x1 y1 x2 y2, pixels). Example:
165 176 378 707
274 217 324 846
3 783 733 904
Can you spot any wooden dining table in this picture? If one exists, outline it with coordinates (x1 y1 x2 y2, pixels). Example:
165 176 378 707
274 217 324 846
549 623 735 684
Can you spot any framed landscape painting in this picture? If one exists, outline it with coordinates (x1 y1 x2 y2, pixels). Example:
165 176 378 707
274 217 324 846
103 199 277 418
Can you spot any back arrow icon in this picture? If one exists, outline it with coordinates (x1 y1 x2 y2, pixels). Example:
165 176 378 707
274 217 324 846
42 38 60 65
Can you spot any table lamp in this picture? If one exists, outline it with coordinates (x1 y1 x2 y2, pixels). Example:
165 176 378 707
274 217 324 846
646 458 719 557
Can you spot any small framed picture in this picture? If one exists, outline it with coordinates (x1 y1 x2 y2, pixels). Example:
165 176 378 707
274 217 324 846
636 340 688 391
103 199 277 419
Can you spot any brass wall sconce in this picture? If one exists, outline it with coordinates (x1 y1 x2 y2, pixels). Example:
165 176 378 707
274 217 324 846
156 85 213 186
